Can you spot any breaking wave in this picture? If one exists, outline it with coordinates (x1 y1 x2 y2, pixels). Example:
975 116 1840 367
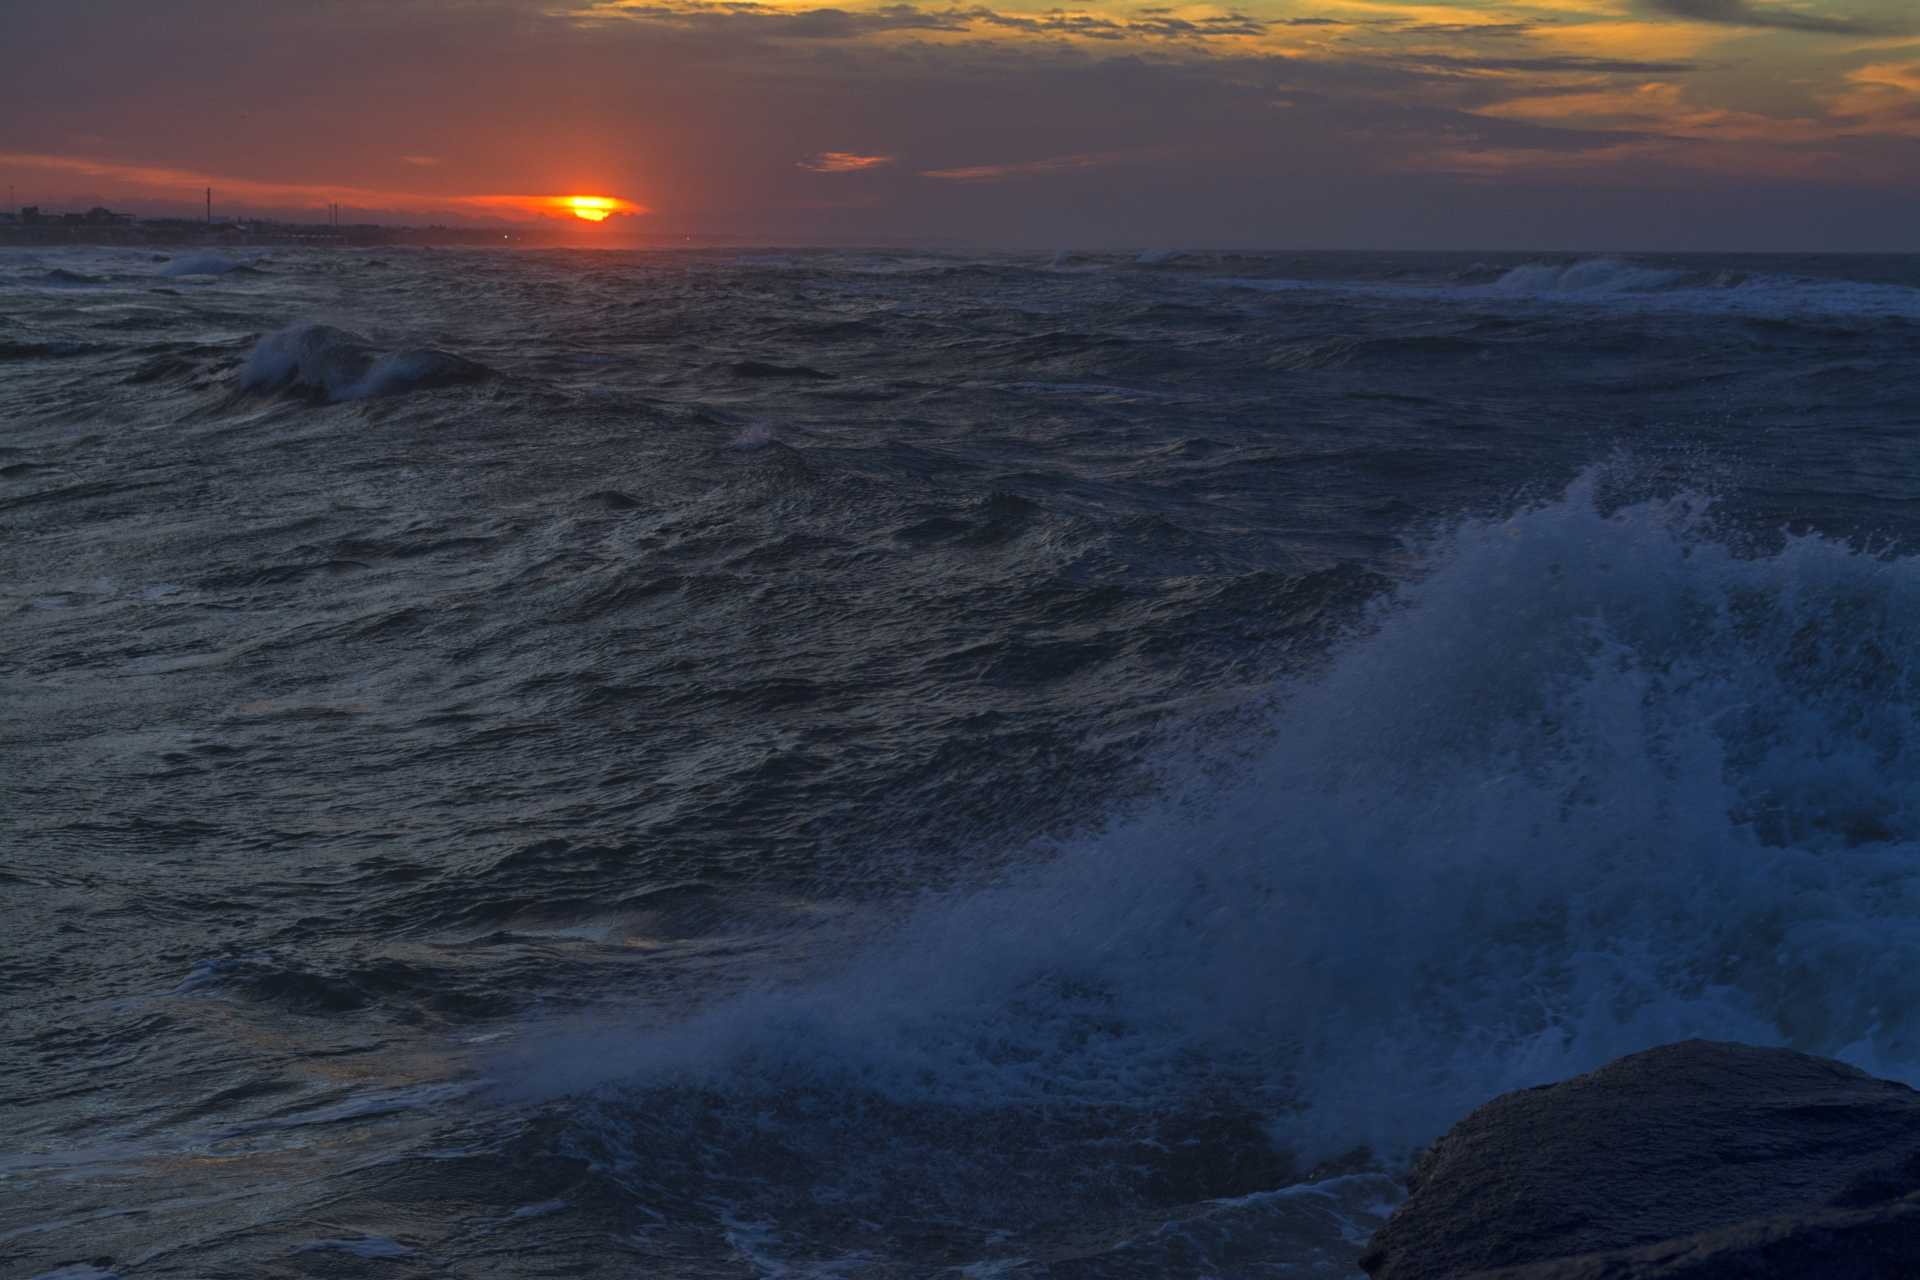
238 322 494 402
1488 258 1690 294
1482 257 1920 318
512 467 1920 1166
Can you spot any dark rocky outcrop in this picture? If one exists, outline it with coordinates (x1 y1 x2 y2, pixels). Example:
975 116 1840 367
1468 1195 1920 1278
1360 1040 1920 1280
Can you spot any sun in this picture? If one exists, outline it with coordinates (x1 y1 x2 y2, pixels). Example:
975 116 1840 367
507 193 643 224
567 195 616 223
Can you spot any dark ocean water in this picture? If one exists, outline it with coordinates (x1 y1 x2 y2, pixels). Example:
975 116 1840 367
7 244 1920 1278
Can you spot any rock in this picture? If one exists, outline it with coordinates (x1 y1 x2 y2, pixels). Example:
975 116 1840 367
1468 1193 1920 1278
1359 1040 1920 1280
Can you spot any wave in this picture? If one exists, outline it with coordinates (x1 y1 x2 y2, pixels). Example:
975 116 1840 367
0 338 103 360
1488 258 1688 294
173 953 505 1018
505 465 1920 1168
238 323 494 402
1268 332 1487 371
1482 258 1920 319
1218 258 1920 319
728 359 835 381
159 253 255 278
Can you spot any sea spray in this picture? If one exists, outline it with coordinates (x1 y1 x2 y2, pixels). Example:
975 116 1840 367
507 468 1920 1167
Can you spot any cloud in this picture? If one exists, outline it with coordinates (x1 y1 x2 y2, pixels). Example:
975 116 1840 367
921 149 1134 181
575 0 1265 41
1108 11 1267 38
401 154 442 166
577 2 969 38
1643 0 1894 35
799 151 896 171
1849 59 1920 92
1393 22 1538 37
1402 52 1704 72
971 4 1270 41
1823 59 1920 135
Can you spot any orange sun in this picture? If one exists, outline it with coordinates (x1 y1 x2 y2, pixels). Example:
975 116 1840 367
567 195 616 222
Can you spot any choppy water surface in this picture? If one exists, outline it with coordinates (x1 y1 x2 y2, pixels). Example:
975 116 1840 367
7 245 1920 1277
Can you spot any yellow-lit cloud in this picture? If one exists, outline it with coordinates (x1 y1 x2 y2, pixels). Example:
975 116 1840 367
799 152 897 172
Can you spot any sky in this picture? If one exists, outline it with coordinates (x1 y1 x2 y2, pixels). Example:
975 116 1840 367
2 0 1916 249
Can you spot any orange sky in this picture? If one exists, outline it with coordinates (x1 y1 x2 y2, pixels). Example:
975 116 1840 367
3 0 1917 247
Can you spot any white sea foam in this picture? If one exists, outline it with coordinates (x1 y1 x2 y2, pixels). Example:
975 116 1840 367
505 465 1920 1166
730 422 775 449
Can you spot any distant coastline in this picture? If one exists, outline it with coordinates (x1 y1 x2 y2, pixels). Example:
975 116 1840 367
0 217 976 251
0 218 550 249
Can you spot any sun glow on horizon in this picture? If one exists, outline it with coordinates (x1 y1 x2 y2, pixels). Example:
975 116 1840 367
0 156 651 226
567 195 618 222
500 193 646 222
494 193 646 222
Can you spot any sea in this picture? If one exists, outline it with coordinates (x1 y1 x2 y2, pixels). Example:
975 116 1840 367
6 244 1920 1278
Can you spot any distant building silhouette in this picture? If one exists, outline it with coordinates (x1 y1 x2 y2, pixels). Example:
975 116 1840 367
13 204 135 228
3 202 550 247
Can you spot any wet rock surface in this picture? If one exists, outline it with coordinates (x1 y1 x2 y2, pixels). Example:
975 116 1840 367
1361 1041 1920 1280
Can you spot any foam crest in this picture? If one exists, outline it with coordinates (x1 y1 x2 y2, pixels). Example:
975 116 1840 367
508 468 1920 1165
239 323 492 402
